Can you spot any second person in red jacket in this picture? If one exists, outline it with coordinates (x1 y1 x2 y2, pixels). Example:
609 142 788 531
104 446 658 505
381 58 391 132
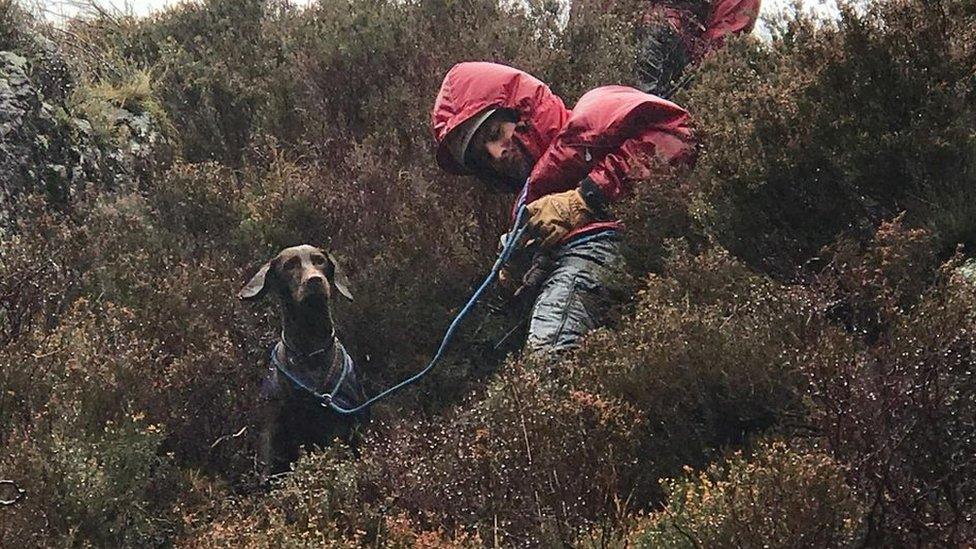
431 62 696 356
635 0 762 96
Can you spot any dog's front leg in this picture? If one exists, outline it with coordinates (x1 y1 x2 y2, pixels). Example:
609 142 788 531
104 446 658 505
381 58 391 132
259 363 306 481
258 398 280 483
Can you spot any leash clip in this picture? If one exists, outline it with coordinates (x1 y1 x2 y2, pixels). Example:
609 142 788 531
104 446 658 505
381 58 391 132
0 480 25 507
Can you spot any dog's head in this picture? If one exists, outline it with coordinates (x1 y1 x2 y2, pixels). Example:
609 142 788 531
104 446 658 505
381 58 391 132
238 245 353 305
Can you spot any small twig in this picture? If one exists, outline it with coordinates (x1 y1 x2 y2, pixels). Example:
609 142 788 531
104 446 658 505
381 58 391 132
31 347 66 359
492 318 527 351
209 426 248 450
508 381 533 465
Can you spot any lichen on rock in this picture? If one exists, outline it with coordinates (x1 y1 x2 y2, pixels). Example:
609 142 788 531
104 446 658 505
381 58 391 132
0 33 167 234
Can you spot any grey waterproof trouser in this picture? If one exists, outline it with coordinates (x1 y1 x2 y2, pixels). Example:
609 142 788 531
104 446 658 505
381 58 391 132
525 232 626 356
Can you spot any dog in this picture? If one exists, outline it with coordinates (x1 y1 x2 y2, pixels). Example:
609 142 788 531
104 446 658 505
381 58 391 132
239 245 368 476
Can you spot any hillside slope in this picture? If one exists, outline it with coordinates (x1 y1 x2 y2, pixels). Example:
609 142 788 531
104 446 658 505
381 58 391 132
0 0 973 546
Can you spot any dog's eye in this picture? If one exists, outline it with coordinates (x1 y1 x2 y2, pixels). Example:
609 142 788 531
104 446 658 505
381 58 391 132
283 257 300 270
311 255 326 266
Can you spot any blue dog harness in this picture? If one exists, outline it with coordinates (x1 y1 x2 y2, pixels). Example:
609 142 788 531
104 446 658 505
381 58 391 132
268 337 364 412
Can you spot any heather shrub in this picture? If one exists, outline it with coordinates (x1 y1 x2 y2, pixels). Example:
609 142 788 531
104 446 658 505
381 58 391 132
189 448 484 548
3 0 976 545
804 222 976 546
188 244 825 545
94 0 288 166
0 253 185 545
627 440 863 548
616 163 704 274
0 408 180 546
686 0 976 276
0 203 84 351
561 244 820 500
83 0 636 165
364 360 642 544
258 0 635 150
191 358 643 546
147 161 246 247
1 189 262 479
72 194 267 471
816 214 942 340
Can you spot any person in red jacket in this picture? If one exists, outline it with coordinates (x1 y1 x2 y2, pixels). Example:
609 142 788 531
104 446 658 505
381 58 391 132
431 62 695 355
636 0 762 96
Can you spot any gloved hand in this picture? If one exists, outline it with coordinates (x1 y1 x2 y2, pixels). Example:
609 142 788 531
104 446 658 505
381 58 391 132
496 232 520 292
525 188 593 248
513 252 554 300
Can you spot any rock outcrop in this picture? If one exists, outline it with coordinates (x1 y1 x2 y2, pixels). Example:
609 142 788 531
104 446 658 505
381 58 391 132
0 34 165 233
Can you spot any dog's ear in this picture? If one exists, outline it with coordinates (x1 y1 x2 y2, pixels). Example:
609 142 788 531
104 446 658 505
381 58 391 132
239 259 275 300
326 251 354 301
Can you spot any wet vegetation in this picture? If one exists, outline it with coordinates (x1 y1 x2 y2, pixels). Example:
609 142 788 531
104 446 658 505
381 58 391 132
0 0 974 546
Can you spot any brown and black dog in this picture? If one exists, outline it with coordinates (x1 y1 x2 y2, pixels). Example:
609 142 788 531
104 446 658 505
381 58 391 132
239 245 368 477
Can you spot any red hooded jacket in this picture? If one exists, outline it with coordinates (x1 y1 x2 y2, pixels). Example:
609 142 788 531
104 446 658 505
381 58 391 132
432 62 696 241
666 0 761 59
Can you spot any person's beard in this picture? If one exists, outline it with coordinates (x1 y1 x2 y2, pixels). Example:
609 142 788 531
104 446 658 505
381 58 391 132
493 175 526 194
479 172 525 194
489 140 532 193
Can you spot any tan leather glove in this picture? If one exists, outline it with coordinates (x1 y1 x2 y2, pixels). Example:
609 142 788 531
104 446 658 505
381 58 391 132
525 189 593 248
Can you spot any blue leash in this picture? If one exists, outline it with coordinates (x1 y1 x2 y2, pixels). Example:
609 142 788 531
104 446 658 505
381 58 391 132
273 203 532 416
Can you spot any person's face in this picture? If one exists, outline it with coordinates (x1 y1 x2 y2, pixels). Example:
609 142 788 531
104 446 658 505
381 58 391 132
467 116 532 192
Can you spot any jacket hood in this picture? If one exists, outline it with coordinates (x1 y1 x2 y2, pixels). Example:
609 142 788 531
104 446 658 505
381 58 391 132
431 62 570 174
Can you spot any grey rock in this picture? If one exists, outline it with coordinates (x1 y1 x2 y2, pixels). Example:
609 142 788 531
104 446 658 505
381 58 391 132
0 35 167 233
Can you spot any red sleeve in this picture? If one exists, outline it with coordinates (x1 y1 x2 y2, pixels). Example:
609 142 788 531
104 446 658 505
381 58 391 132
526 87 697 204
589 113 695 202
526 86 695 202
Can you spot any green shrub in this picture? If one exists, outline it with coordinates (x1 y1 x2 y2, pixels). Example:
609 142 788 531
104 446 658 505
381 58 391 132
628 440 863 548
0 416 181 547
188 452 485 547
